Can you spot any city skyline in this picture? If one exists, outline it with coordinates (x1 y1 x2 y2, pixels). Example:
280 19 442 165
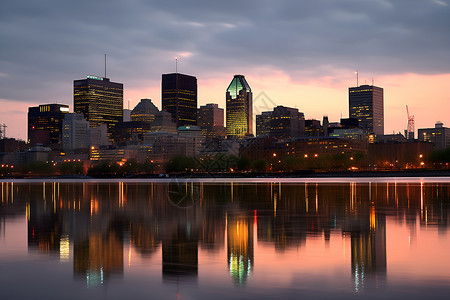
1 0 450 140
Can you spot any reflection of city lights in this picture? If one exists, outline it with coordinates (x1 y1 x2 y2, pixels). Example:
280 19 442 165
370 206 376 231
86 268 104 288
60 235 70 261
90 199 99 215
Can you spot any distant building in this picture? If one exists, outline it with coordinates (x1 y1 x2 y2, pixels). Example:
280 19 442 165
305 119 322 137
349 85 384 135
74 75 123 134
123 109 131 122
376 134 407 143
418 122 450 150
89 124 110 147
340 118 359 129
151 111 178 133
62 113 90 152
256 111 272 137
323 116 329 137
143 131 201 162
28 103 69 149
0 138 26 153
131 99 159 123
198 103 224 127
198 103 226 140
113 121 153 144
178 125 205 155
330 128 366 140
226 75 253 138
256 106 305 139
270 106 305 139
162 73 197 127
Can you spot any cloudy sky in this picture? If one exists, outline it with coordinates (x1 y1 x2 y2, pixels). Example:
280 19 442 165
1 0 450 140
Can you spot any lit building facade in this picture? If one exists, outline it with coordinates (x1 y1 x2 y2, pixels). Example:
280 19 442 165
162 73 197 127
256 106 305 139
198 103 226 140
349 85 384 135
28 103 69 149
418 122 450 150
256 111 272 137
226 75 253 138
74 75 123 134
305 119 322 137
130 98 159 123
270 106 304 139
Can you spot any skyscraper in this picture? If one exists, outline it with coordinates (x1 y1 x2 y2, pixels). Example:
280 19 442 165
162 73 197 127
226 75 253 138
28 103 69 148
349 85 384 135
73 75 123 134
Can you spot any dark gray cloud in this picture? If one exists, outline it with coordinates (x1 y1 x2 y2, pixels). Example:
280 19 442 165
1 0 449 103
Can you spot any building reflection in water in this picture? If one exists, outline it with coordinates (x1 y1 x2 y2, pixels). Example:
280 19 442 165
227 213 253 286
1 180 450 290
350 205 387 292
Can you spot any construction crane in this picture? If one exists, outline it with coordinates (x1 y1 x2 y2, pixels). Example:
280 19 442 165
406 105 414 140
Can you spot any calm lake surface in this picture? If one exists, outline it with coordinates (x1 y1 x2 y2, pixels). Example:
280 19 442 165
1 178 450 299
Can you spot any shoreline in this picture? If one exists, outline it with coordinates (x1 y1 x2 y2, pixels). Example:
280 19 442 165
2 169 450 182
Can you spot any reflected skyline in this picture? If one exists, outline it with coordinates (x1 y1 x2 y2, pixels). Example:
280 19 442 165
1 180 450 297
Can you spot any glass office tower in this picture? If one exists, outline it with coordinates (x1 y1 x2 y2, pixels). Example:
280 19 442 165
74 75 123 134
226 75 253 138
349 85 384 135
162 73 197 127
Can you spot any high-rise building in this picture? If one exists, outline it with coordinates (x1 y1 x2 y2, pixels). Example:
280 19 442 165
162 73 197 127
226 75 253 138
198 103 225 140
28 103 69 148
73 75 123 134
349 85 384 135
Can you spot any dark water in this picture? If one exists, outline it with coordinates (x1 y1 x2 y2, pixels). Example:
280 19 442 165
1 179 450 299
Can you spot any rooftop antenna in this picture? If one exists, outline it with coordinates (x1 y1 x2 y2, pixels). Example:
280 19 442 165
355 70 359 87
175 57 178 73
128 99 130 110
372 78 374 86
104 54 107 78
